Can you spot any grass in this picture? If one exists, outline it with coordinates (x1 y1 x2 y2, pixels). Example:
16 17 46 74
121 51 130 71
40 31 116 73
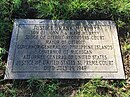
76 79 130 97
0 79 130 97
0 0 130 97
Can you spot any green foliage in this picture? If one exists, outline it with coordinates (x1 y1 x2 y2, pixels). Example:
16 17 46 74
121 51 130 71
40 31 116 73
0 83 17 97
0 22 12 48
26 79 59 97
76 79 130 97
1 79 130 97
0 93 6 97
0 47 6 56
13 0 22 9
34 0 70 19
0 0 130 21
123 42 130 52
0 0 130 97
76 79 107 97
121 30 130 53
33 0 130 26
0 47 6 69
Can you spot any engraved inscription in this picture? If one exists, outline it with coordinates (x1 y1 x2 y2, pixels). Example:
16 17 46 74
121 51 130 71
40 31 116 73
12 21 117 72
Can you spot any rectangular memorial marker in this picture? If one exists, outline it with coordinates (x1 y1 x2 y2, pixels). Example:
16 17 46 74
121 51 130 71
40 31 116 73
5 19 125 79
